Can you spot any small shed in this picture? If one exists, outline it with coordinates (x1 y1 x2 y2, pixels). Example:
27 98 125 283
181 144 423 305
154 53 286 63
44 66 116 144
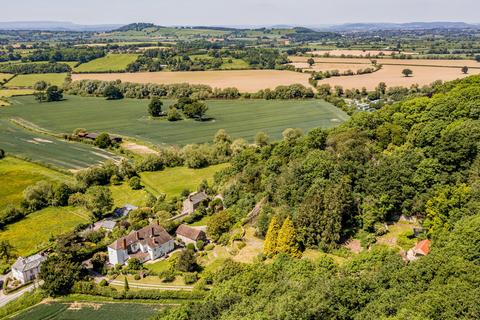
114 204 138 218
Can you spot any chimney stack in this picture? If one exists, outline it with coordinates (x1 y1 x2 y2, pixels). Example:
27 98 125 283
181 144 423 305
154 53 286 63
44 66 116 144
151 227 155 238
136 231 140 240
122 238 127 249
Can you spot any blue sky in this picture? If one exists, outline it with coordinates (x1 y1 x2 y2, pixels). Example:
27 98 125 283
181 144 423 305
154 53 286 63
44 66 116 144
2 0 479 25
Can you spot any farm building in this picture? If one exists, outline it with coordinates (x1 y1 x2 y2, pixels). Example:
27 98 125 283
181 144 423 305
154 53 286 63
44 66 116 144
78 132 122 143
11 253 47 283
182 191 208 214
108 224 174 265
95 219 117 232
114 204 138 218
176 224 207 245
406 239 431 261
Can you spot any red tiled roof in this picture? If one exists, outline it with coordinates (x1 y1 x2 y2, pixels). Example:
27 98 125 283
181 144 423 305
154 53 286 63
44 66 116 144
415 239 431 255
109 224 172 250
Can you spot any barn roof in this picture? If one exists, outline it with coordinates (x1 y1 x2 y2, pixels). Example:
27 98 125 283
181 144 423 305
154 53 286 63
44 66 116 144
176 224 205 241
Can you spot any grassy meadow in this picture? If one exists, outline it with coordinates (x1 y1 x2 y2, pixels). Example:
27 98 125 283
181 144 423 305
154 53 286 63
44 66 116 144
0 88 35 97
4 73 67 88
74 53 139 72
140 163 229 198
0 119 121 170
110 183 150 207
11 301 162 320
0 73 14 82
0 206 90 256
0 157 72 208
5 95 348 146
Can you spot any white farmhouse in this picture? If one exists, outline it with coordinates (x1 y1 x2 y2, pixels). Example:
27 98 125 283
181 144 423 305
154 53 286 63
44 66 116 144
11 253 47 284
108 224 174 265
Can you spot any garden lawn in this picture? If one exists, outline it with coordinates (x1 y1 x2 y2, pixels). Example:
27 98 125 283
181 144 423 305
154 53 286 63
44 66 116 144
140 163 229 198
0 157 72 208
145 251 181 274
0 206 90 256
4 73 67 88
5 95 349 146
74 53 139 72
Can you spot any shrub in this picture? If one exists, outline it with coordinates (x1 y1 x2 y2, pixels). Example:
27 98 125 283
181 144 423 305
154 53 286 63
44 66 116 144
134 274 141 280
160 269 176 282
129 176 142 190
95 133 112 149
186 243 196 251
237 241 246 250
196 240 205 250
99 279 108 286
205 243 215 251
183 272 199 284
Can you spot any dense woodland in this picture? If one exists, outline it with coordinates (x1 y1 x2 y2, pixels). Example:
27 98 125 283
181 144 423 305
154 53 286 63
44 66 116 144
155 75 480 319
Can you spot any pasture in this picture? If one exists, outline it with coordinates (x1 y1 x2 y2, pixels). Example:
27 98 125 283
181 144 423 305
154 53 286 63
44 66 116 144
0 206 90 256
74 53 139 72
110 183 150 207
140 163 229 198
71 69 312 92
11 301 162 320
4 73 67 88
0 73 14 82
0 89 35 97
0 119 121 170
4 95 348 146
0 157 72 208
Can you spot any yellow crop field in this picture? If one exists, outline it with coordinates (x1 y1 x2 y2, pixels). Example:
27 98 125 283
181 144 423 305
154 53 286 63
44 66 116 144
71 70 312 92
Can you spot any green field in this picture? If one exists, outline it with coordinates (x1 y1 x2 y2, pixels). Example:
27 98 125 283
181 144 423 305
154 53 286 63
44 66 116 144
140 163 229 198
4 95 348 146
11 301 162 320
5 73 67 88
0 157 72 208
220 58 250 69
0 206 90 256
0 73 14 82
0 89 35 97
190 54 249 70
0 119 122 170
74 53 139 72
110 183 149 207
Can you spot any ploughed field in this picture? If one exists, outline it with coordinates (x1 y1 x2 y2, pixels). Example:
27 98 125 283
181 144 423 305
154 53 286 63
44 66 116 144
3 95 348 146
289 56 480 90
71 69 312 92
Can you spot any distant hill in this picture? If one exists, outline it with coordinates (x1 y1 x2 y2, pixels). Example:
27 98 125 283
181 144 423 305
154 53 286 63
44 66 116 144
320 22 480 32
0 21 122 32
114 23 158 32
